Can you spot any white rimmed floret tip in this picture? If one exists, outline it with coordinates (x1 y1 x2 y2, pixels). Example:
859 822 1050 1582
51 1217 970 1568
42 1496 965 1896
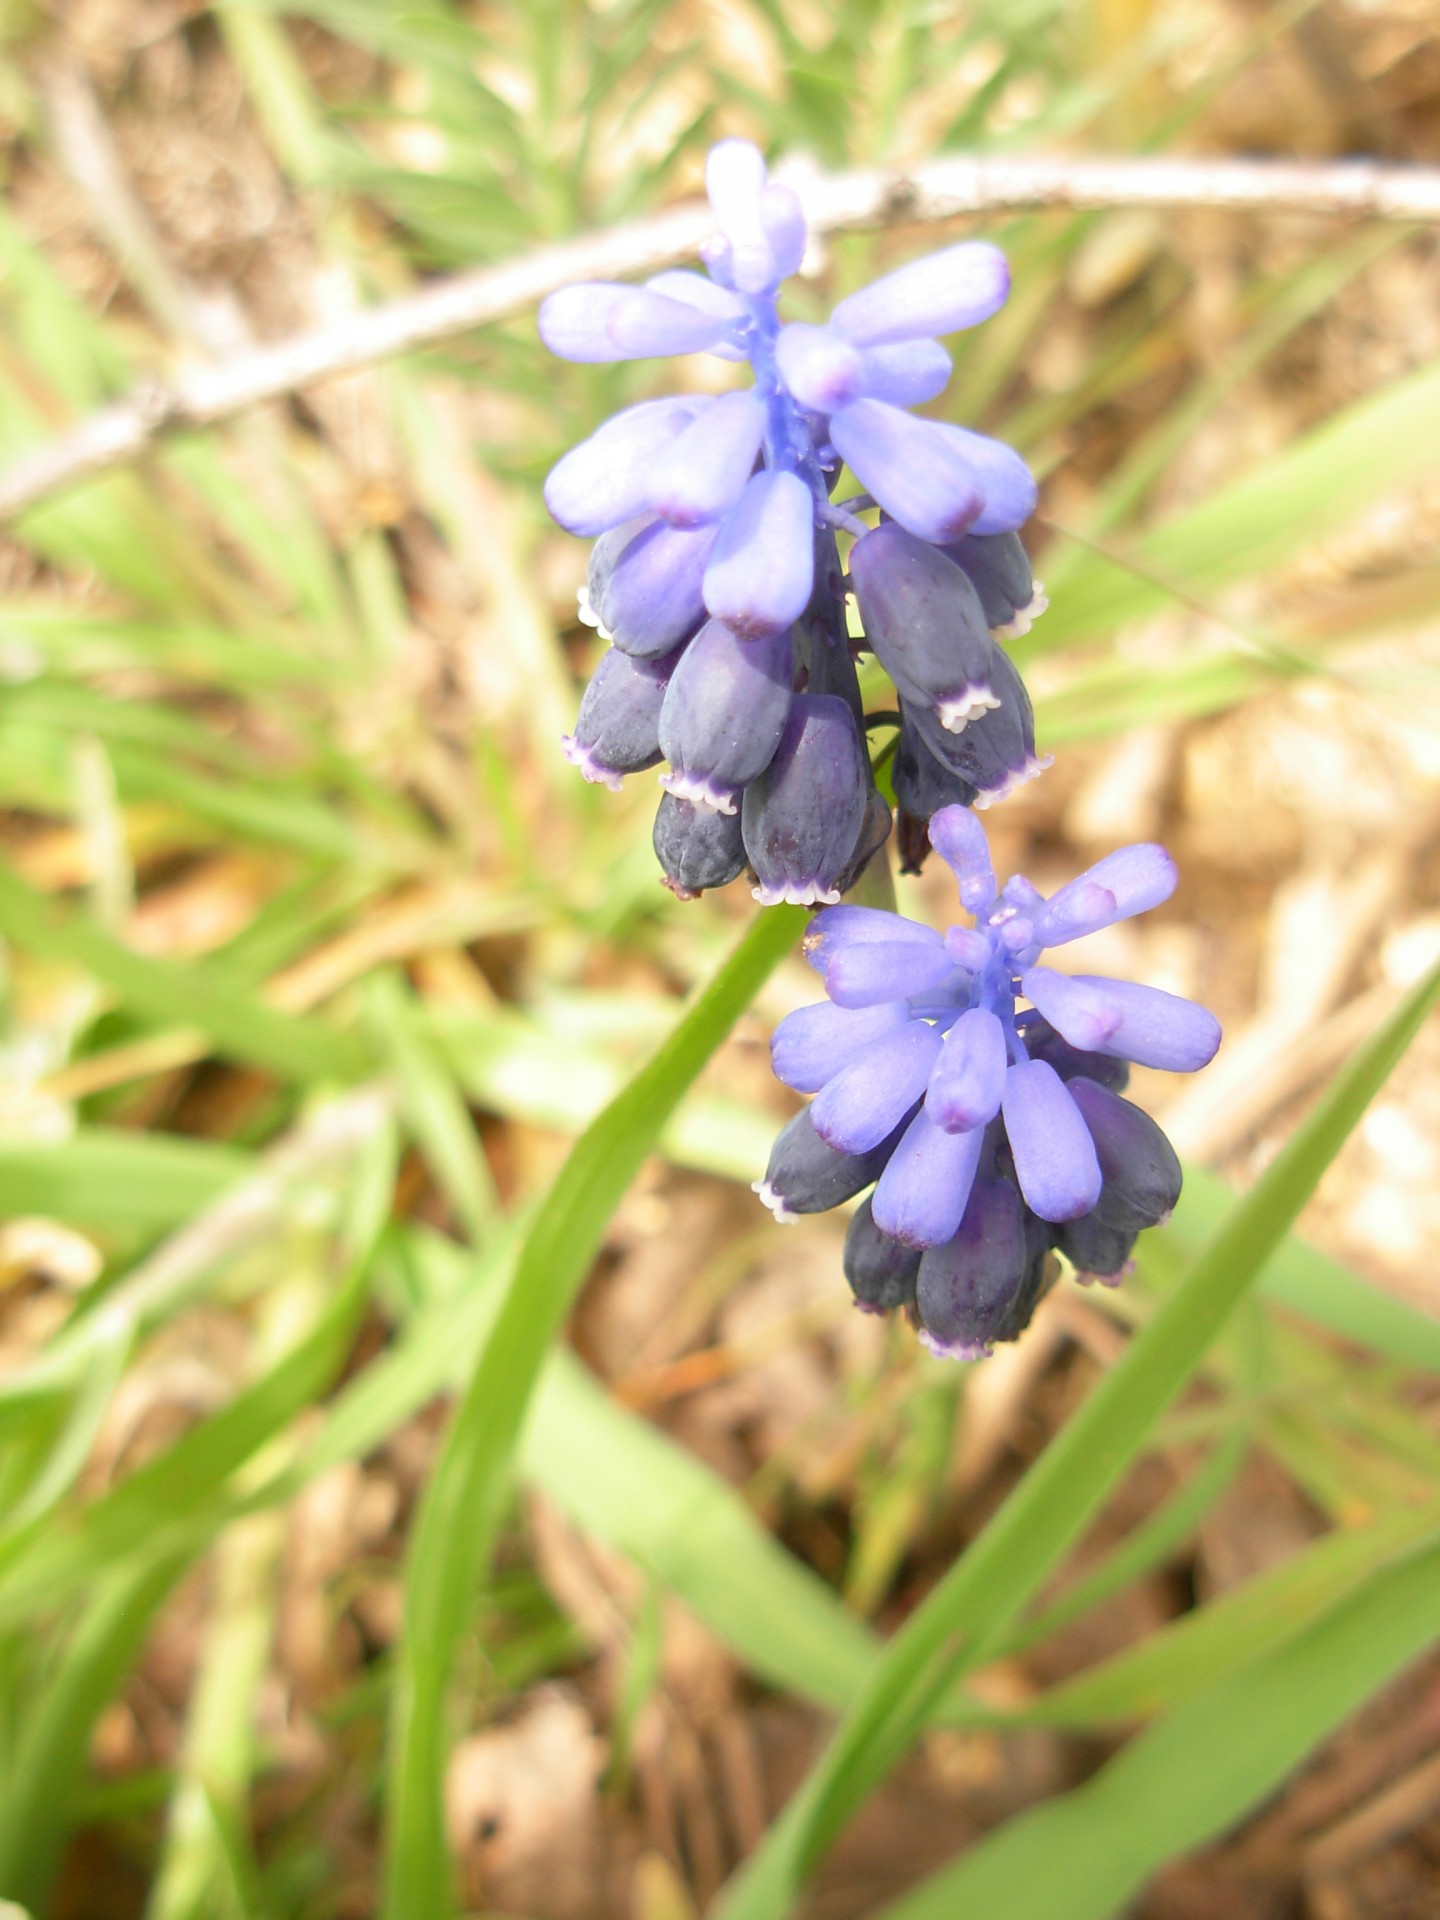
972 752 1053 810
560 734 625 792
752 1177 800 1223
657 767 740 816
936 683 1002 734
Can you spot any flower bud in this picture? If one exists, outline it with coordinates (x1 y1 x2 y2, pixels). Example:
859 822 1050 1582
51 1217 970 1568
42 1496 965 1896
861 340 952 407
1000 1058 1102 1223
648 390 767 528
702 470 815 638
545 398 708 536
652 791 746 900
538 283 734 362
829 241 1010 348
830 400 982 545
1019 969 1222 1074
743 694 869 906
1067 1076 1183 1230
944 532 1042 632
776 324 867 413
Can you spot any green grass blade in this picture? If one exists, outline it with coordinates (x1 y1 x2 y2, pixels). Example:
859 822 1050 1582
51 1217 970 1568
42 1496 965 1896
714 953 1440 1920
877 1536 1440 1920
380 903 804 1920
0 865 369 1084
0 1133 249 1234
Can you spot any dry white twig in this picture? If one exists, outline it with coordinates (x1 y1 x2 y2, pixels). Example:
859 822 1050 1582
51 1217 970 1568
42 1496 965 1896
7 150 1440 522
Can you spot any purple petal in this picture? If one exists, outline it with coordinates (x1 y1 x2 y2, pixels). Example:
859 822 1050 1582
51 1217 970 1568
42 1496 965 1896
1001 1058 1102 1221
1034 846 1178 948
931 424 1037 535
657 618 792 814
706 139 776 294
871 1108 985 1248
829 241 1010 347
561 642 683 789
702 469 815 637
926 1007 1007 1132
1023 969 1220 1072
928 804 996 912
648 391 766 528
544 398 707 536
830 400 982 545
810 1020 943 1154
761 183 808 279
653 791 746 900
776 324 867 413
848 524 997 724
538 284 732 362
860 340 952 407
771 1000 911 1094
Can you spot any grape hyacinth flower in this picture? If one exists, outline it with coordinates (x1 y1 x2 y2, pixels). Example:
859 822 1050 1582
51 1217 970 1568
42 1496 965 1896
755 807 1220 1360
543 138 1047 902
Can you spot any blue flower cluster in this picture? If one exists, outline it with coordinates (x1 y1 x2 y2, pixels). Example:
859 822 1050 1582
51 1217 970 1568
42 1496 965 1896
541 139 1046 902
756 808 1221 1359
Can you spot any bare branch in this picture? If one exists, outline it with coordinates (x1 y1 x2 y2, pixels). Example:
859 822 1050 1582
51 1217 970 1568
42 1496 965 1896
6 149 1440 524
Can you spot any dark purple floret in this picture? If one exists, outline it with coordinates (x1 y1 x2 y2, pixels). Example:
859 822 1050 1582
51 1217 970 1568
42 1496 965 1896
753 1103 916 1222
562 642 685 790
844 1197 921 1314
658 618 793 816
916 1168 1053 1359
943 531 1045 635
742 693 869 906
1054 1211 1138 1284
652 791 746 900
849 524 999 734
907 650 1047 809
1068 1076 1183 1231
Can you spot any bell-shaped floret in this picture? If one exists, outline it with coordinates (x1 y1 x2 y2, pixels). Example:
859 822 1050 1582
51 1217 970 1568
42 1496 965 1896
776 324 867 413
590 516 718 659
538 283 735 362
844 1198 922 1314
830 400 982 545
657 618 793 814
561 642 684 790
945 532 1043 633
829 241 1010 347
871 1106 986 1248
861 340 952 407
770 999 911 1095
1020 969 1222 1074
907 656 1048 810
743 694 869 906
849 524 1000 733
706 139 777 295
1055 1211 1137 1283
892 718 979 858
926 1006 1007 1133
753 1105 912 1222
916 1172 1036 1359
702 469 816 638
761 182 808 279
1032 845 1178 949
545 397 708 536
1067 1076 1183 1231
928 803 997 913
810 1019 944 1155
1000 1057 1102 1222
647 390 767 528
652 791 746 900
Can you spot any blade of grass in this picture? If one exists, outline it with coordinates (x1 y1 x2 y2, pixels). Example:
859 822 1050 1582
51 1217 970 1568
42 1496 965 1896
713 952 1440 1920
878 1533 1440 1920
380 902 804 1920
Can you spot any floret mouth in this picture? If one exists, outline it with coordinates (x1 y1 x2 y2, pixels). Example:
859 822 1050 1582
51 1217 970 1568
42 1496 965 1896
918 1330 993 1362
936 683 1002 733
658 769 740 815
972 752 1053 811
561 735 625 791
751 878 844 907
751 1178 800 1223
992 585 1048 640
